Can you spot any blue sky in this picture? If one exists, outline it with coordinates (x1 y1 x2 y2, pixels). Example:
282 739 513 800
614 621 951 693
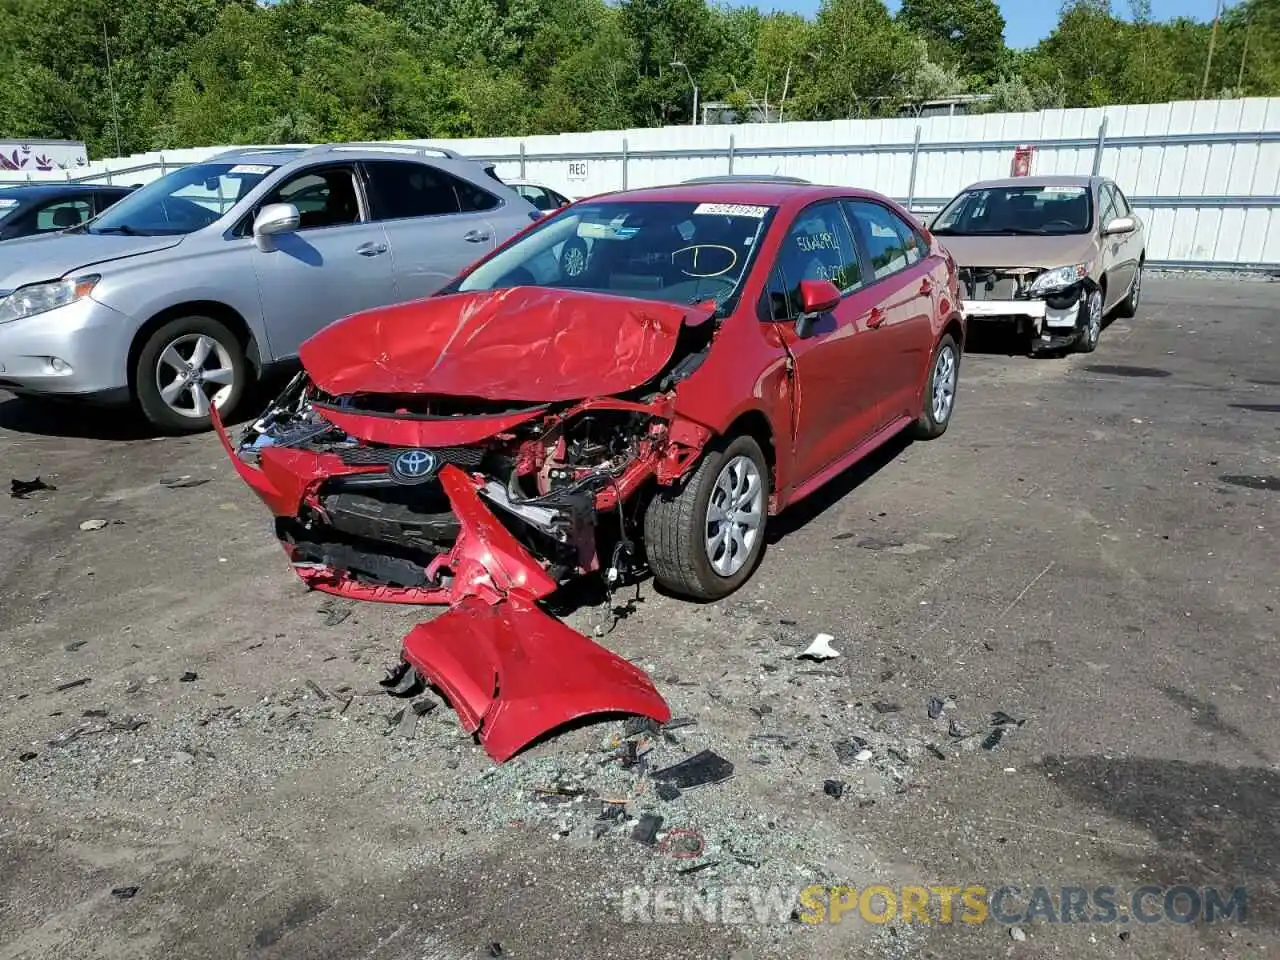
764 1 1225 49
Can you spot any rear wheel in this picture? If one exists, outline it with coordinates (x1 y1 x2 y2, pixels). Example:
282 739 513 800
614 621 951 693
135 316 248 432
910 333 960 440
643 434 770 601
1115 263 1143 319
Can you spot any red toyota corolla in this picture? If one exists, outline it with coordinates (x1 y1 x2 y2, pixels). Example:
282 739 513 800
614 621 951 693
214 179 964 760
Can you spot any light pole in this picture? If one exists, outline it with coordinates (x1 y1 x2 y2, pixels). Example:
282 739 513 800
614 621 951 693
671 60 699 126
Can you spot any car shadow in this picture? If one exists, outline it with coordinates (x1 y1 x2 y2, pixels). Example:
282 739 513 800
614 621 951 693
0 394 158 441
1042 753 1279 929
765 431 913 545
0 371 296 442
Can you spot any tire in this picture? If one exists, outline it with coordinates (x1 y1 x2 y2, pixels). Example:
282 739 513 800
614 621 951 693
1114 262 1143 319
1073 286 1104 354
909 333 960 440
643 434 770 601
135 316 249 433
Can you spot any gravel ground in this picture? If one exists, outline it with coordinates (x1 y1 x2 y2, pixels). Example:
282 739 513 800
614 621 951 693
0 276 1277 959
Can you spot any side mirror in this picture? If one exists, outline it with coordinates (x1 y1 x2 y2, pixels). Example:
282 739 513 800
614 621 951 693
253 202 300 250
1103 215 1136 236
798 278 841 315
794 279 841 338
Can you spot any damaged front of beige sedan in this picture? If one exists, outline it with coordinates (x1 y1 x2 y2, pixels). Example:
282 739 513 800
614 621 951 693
931 175 1146 355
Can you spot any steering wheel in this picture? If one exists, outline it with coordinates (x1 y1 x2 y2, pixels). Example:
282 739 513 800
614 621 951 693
1040 219 1075 230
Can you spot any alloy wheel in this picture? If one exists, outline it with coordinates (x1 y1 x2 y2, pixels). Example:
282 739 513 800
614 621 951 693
155 333 235 420
705 454 764 578
931 344 957 424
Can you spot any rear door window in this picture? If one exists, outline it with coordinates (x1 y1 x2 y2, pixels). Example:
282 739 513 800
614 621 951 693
843 200 922 281
363 160 500 219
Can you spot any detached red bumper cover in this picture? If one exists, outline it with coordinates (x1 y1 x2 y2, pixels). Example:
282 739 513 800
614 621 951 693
211 407 671 762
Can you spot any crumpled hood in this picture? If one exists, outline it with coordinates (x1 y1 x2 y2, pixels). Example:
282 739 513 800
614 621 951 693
938 233 1099 271
299 287 713 402
0 233 184 290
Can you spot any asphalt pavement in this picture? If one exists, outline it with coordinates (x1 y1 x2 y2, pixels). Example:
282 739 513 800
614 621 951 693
0 276 1276 959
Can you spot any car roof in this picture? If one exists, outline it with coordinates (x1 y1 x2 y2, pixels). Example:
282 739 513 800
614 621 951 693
962 175 1103 191
0 182 131 199
584 181 885 207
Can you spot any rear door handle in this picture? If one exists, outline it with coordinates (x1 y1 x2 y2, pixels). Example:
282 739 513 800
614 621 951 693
463 229 491 243
919 277 933 295
866 307 886 330
356 241 388 257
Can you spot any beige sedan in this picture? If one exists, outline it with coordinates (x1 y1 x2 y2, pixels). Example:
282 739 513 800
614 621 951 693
930 175 1145 354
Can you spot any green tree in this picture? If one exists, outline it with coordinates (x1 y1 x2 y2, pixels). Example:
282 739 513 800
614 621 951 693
897 0 1006 82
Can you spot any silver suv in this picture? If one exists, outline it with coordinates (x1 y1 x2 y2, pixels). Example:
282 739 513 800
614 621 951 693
0 143 540 430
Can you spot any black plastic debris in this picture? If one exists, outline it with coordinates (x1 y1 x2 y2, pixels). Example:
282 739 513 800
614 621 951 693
110 716 147 732
677 860 719 875
651 750 734 788
982 728 1008 751
624 716 661 738
64 640 88 652
82 708 108 718
927 743 948 760
179 671 198 683
927 697 946 719
19 751 37 762
948 718 966 738
631 813 663 844
663 717 698 731
162 476 211 489
597 803 626 821
304 678 330 701
10 477 55 499
991 710 1026 727
488 944 505 958
319 597 354 627
54 678 91 693
823 779 846 799
379 660 421 697
655 782 682 802
832 738 870 764
411 697 437 716
111 886 139 900
871 701 901 714
396 708 418 740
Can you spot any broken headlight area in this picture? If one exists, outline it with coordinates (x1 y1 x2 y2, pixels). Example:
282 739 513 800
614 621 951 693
959 265 1087 306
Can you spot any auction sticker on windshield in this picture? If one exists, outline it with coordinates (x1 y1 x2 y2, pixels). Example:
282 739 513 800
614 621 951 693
0 199 19 209
694 203 771 218
230 164 274 176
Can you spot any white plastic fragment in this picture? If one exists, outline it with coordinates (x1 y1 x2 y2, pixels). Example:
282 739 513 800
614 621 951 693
798 633 840 661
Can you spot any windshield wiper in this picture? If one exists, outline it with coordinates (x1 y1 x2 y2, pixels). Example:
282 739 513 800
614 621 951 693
90 224 144 236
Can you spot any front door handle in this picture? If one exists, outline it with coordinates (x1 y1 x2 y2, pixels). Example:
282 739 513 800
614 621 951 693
463 229 491 243
356 241 388 257
866 307 886 330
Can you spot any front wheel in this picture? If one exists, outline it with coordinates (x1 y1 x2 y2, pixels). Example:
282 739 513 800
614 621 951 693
910 333 960 440
135 316 248 432
643 434 770 601
1073 287 1104 354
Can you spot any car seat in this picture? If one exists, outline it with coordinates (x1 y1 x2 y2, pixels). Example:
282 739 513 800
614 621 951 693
51 206 83 228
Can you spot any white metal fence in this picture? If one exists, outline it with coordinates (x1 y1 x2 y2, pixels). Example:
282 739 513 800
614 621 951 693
5 97 1279 271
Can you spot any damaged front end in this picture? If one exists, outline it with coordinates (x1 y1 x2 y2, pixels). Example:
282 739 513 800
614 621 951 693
959 264 1092 347
212 361 692 760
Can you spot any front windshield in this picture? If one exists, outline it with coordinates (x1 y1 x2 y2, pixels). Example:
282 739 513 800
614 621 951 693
932 184 1093 236
456 200 777 309
86 161 278 236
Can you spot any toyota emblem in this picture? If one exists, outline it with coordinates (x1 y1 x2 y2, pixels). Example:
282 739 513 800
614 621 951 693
389 448 439 485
